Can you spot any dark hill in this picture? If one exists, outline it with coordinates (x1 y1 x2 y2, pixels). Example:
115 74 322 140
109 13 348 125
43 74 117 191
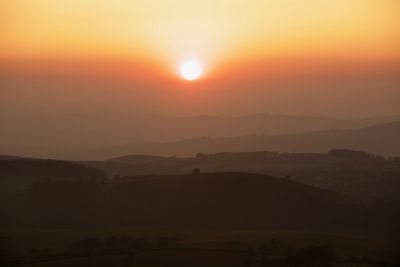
0 159 105 179
83 149 400 201
108 154 169 164
26 172 394 236
0 159 106 193
92 121 400 159
2 114 399 160
0 155 27 160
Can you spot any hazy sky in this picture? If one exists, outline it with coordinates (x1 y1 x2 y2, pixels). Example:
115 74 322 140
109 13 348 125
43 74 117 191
1 0 399 118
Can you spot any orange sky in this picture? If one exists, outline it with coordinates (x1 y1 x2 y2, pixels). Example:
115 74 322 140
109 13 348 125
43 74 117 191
0 0 399 118
2 1 400 68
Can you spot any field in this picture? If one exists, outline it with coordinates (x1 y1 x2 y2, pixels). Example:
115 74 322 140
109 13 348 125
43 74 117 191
4 227 399 267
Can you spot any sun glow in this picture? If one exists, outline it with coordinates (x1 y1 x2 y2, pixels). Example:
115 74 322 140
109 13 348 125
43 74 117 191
180 61 202 80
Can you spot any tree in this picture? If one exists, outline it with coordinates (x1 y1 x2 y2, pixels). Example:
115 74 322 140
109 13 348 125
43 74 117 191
132 237 152 250
192 168 200 174
157 237 170 248
0 237 14 267
119 235 134 248
286 245 336 266
105 236 118 249
71 237 102 252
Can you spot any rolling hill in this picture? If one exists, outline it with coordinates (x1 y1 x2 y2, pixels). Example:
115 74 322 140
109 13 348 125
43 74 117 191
26 172 380 234
83 149 400 201
0 158 106 194
89 121 400 159
1 113 399 160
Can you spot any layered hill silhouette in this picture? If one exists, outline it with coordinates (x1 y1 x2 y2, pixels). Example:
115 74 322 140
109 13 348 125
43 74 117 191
84 149 400 201
0 158 105 193
0 159 397 237
1 113 399 159
22 172 390 236
87 121 400 159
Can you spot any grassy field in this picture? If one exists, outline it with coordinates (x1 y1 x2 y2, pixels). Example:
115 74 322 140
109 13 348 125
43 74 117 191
20 255 128 267
180 231 400 260
3 227 399 267
19 251 246 267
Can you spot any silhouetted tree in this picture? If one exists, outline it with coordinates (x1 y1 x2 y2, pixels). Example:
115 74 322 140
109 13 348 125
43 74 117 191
131 237 152 250
105 236 118 249
71 237 102 252
119 235 134 248
286 245 335 266
0 237 14 267
42 248 50 256
157 236 170 248
29 248 38 257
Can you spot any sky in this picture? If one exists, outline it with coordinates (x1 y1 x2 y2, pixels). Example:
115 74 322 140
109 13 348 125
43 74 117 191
1 0 399 118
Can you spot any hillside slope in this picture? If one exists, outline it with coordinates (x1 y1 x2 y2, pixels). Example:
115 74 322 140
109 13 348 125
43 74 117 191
92 121 400 159
0 159 106 193
24 172 394 236
2 115 399 160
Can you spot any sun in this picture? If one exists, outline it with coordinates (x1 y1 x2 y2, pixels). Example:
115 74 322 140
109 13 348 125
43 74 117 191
180 60 202 80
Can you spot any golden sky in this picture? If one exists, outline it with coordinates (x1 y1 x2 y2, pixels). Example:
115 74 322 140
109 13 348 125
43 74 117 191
2 0 399 70
1 0 399 118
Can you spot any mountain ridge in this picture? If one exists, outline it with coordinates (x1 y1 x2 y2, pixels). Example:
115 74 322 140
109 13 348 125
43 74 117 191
89 121 400 159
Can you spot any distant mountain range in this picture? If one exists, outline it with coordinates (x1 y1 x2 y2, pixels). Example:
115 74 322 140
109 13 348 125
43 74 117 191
1 113 399 158
86 121 400 159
